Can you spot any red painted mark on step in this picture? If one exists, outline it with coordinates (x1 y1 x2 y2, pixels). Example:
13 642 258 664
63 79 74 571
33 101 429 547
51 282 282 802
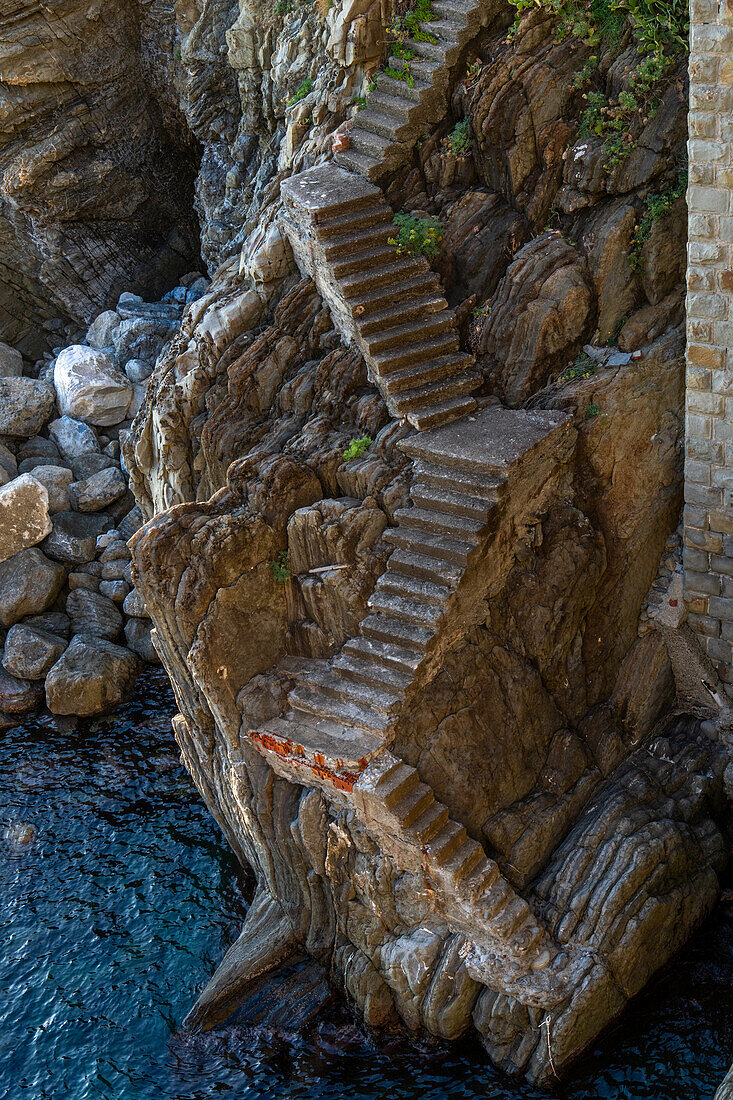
249 730 361 792
251 731 294 756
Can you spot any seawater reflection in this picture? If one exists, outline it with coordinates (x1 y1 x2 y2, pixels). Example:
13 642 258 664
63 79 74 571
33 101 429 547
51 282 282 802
1 668 730 1100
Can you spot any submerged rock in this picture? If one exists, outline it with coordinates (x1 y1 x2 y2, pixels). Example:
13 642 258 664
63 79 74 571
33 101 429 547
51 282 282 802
3 822 37 853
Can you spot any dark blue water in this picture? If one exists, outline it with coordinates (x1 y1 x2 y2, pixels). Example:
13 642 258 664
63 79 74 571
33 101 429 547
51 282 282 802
1 668 731 1100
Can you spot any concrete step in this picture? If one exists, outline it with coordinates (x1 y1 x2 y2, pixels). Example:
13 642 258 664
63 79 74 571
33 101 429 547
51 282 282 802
442 836 486 880
413 459 506 498
373 570 451 607
394 505 484 541
407 394 478 430
340 256 426 298
372 331 459 373
386 547 463 587
348 272 442 317
322 221 393 259
432 0 481 16
332 243 400 279
317 201 391 239
298 176 380 225
335 147 382 179
418 17 464 41
356 106 413 142
368 590 444 628
460 857 499 901
389 54 443 81
292 663 403 716
380 353 474 396
391 371 481 416
332 648 413 692
403 36 451 62
374 758 418 808
407 798 450 842
411 482 495 520
260 712 384 770
363 310 455 355
359 292 447 335
289 683 393 734
391 781 435 827
426 819 466 865
351 127 396 161
365 88 414 122
374 69 431 104
342 635 424 675
360 612 434 652
383 524 474 565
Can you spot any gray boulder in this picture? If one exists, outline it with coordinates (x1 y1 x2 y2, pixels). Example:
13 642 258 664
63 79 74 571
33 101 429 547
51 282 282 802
66 588 122 639
70 453 116 482
26 466 73 513
122 587 147 617
23 611 71 638
45 634 139 716
124 617 159 663
0 377 54 438
86 310 121 349
0 444 17 480
18 436 59 461
99 579 129 602
18 455 71 474
69 466 127 512
3 623 67 680
42 511 113 566
48 416 100 462
0 341 23 377
112 317 177 365
0 667 44 714
0 548 66 627
124 358 152 383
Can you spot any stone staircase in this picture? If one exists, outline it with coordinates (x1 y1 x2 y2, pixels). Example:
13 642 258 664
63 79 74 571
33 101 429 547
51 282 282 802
280 164 480 431
335 0 484 182
249 406 571 791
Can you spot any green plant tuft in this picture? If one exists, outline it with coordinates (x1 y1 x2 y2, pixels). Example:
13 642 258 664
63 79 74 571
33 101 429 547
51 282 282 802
388 213 444 260
270 550 291 583
343 436 373 462
287 77 313 107
629 171 687 270
443 119 472 158
558 351 597 385
383 61 415 87
585 401 601 419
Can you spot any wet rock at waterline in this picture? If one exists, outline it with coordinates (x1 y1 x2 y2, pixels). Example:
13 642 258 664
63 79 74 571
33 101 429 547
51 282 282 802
3 821 37 853
45 635 139 716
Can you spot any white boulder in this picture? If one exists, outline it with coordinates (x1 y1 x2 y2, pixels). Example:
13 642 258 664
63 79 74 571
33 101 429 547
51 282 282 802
0 474 52 563
54 345 132 427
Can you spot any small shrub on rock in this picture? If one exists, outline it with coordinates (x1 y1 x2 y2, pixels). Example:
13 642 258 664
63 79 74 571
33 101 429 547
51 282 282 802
388 214 444 260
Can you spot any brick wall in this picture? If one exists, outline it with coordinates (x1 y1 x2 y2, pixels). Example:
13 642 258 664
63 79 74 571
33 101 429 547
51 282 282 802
685 0 733 675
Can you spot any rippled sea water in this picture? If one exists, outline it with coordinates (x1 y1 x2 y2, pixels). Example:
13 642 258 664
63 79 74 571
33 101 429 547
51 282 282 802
1 668 731 1100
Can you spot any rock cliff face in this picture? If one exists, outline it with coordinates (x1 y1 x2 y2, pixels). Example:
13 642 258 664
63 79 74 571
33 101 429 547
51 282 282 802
0 0 199 349
11 0 730 1085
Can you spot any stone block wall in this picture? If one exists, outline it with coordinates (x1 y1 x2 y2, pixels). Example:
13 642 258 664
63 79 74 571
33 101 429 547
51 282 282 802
685 0 733 675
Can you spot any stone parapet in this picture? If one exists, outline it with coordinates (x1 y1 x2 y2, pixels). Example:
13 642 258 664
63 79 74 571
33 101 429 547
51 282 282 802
685 0 733 675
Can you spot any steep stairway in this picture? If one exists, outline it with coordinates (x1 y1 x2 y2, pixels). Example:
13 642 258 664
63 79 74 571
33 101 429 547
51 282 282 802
249 406 571 793
280 163 480 430
335 0 484 182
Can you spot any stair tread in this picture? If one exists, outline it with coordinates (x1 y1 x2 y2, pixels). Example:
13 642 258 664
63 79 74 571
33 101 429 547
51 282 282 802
340 255 426 293
407 799 450 842
365 90 415 118
373 570 451 605
343 635 424 672
360 612 434 650
386 547 463 585
334 148 381 176
414 459 506 495
360 293 447 334
293 663 403 714
364 310 455 352
317 201 390 236
332 650 413 690
356 107 412 139
375 760 418 805
392 371 481 413
381 353 474 395
289 683 393 733
373 332 459 371
384 525 475 563
258 712 384 767
332 243 401 277
394 505 483 539
407 394 478 430
351 128 396 155
411 483 498 519
368 590 445 626
348 272 441 312
323 222 393 257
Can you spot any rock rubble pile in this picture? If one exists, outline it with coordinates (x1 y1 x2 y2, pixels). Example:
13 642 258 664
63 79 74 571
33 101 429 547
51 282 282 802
0 273 209 724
